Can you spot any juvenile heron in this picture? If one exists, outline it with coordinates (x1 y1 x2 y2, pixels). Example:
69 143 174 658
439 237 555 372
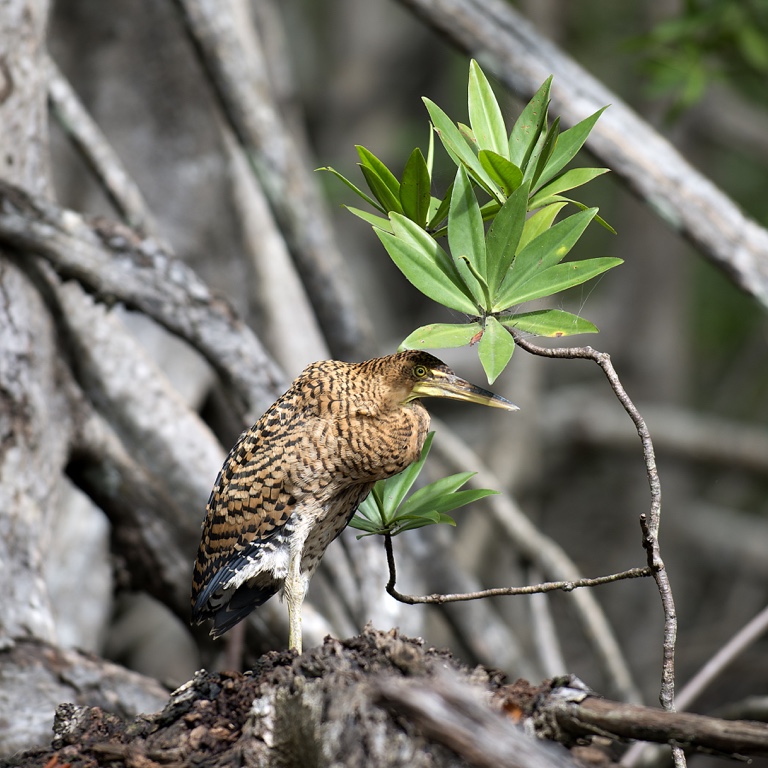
191 350 517 652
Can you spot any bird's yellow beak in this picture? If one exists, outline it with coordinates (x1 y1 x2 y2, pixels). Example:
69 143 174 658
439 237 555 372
409 370 519 412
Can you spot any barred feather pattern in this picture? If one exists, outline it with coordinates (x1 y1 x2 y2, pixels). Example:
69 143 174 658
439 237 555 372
191 351 444 636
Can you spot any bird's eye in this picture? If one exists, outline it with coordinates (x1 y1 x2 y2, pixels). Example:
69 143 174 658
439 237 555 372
413 365 428 378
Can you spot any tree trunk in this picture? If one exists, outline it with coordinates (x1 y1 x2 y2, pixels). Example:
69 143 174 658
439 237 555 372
0 0 185 753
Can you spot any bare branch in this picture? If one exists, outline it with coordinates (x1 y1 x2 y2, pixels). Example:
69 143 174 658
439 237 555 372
385 533 650 605
528 568 568 678
430 417 642 704
676 604 768 712
53 278 223 519
512 337 662 534
45 55 156 234
172 0 373 358
68 402 197 624
223 126 329 374
396 0 768 308
0 638 168 754
0 180 284 419
513 337 679 722
376 673 578 768
401 531 538 676
0 258 69 643
511 334 678 714
511 677 768 759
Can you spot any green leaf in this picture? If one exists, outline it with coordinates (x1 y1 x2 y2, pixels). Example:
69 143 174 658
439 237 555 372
355 496 386 525
478 150 523 197
353 489 388 534
509 76 551 170
495 208 597 310
357 145 401 198
536 107 608 188
518 203 568 250
448 167 487 305
457 123 478 153
478 199 501 223
426 122 435 177
393 513 454 534
468 59 509 159
458 256 492 310
423 97 499 199
427 183 453 231
407 487 497 518
345 206 392 232
360 164 403 214
349 515 383 534
499 257 624 307
318 166 385 213
397 470 475 516
499 308 599 337
486 180 530 295
400 147 432 227
478 316 515 383
397 472 483 518
388 213 477 307
556 197 617 234
528 116 560 188
351 429 501 537
529 167 609 208
374 226 477 315
399 322 482 351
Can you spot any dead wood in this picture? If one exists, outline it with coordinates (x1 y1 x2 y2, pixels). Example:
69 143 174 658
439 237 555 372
6 627 767 768
5 627 574 768
499 675 768 761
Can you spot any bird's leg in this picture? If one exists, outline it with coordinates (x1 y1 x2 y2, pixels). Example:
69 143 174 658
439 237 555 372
284 546 306 653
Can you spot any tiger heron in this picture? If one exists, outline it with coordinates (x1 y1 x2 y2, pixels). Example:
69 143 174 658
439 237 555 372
191 350 517 652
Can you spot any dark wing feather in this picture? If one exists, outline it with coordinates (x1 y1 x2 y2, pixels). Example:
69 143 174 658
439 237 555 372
191 536 281 620
209 577 280 639
191 393 302 622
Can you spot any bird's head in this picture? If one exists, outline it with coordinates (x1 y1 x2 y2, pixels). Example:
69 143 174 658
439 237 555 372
382 350 519 412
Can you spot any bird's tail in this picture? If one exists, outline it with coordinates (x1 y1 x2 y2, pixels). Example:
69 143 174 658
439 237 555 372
208 581 279 638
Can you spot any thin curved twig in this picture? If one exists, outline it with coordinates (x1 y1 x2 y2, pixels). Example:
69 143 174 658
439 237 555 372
430 417 643 704
511 335 677 713
385 534 650 604
519 681 768 760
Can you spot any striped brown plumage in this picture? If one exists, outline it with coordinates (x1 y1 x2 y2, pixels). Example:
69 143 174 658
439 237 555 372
191 350 516 649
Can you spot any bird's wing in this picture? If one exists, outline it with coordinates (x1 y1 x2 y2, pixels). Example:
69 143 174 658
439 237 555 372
191 405 302 619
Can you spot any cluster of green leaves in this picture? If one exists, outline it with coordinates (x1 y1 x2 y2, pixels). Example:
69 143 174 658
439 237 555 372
350 433 497 537
321 60 621 383
636 0 768 116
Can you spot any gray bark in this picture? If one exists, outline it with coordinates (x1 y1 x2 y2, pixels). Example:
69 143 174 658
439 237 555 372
0 2 176 754
0 639 168 757
0 0 60 646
